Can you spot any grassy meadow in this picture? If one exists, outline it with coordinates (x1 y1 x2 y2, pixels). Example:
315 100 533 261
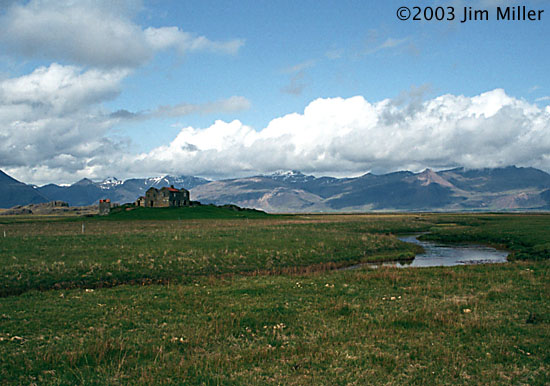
0 209 549 384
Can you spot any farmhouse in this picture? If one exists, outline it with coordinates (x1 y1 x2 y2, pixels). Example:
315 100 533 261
137 186 190 208
98 199 111 215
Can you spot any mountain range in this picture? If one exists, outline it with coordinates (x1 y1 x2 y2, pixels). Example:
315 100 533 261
35 175 209 207
1 166 550 212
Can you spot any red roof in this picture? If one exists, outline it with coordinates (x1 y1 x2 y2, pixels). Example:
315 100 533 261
166 187 179 192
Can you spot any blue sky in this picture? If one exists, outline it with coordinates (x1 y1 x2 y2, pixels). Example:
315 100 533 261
0 0 549 184
113 0 550 149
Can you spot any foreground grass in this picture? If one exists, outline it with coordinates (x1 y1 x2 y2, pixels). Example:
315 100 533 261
0 213 549 384
1 261 548 385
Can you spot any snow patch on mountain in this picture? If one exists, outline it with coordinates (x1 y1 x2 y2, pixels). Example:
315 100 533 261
99 177 123 189
267 170 316 184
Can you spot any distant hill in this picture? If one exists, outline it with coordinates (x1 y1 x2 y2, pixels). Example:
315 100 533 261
1 166 550 211
0 170 48 208
104 204 269 221
190 166 550 212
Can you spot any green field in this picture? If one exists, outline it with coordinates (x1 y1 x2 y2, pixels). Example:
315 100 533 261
1 209 549 384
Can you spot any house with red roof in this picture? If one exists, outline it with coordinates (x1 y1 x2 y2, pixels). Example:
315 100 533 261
137 185 190 208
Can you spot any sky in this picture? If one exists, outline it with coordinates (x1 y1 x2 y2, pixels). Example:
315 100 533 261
0 0 549 185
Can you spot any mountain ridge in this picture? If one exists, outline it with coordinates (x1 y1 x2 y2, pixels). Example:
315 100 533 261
0 170 50 208
1 166 550 211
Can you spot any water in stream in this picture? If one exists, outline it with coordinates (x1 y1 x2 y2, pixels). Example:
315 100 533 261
395 234 509 267
346 234 509 269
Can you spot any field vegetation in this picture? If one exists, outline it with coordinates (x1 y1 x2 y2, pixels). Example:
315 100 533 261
0 208 548 384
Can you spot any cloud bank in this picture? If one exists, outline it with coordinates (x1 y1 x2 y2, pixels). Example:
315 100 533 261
3 76 549 185
135 89 550 179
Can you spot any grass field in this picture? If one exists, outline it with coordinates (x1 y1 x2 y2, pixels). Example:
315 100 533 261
1 209 549 384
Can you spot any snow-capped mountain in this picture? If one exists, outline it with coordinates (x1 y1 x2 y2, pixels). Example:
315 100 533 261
99 177 123 189
2 166 550 211
33 175 210 206
191 166 550 212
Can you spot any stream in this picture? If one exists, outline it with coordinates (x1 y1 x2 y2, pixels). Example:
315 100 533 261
345 234 509 269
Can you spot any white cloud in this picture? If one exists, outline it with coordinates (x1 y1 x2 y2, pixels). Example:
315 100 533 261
0 63 250 184
0 0 244 68
144 27 244 56
535 96 550 102
0 64 125 171
131 89 550 179
0 63 128 115
3 85 550 184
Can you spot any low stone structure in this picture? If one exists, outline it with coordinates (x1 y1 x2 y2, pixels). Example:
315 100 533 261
138 186 190 208
135 196 145 207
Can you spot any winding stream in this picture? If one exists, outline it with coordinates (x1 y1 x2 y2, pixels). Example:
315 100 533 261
395 234 509 267
345 234 509 269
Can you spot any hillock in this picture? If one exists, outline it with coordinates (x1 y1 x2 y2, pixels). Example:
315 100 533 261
104 203 270 220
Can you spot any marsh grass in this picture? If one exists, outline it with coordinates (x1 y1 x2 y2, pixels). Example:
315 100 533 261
0 215 426 296
1 261 548 384
0 213 549 384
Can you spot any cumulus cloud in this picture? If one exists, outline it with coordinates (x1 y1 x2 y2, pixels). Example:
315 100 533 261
0 63 250 184
0 0 244 68
131 89 550 179
0 64 126 170
0 63 128 116
3 82 550 184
